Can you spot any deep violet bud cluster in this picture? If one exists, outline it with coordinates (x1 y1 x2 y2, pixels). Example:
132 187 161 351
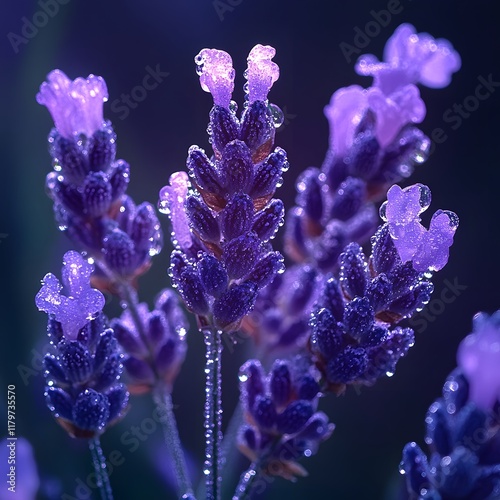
237 358 334 480
36 251 129 437
38 70 162 288
309 182 458 390
285 24 461 271
243 264 321 355
160 45 287 331
110 289 188 394
401 314 500 499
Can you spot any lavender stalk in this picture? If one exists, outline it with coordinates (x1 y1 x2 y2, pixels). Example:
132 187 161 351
159 45 288 498
89 437 114 500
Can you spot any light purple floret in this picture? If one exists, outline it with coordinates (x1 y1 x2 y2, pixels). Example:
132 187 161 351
355 23 461 94
382 184 458 272
246 44 280 103
457 312 500 410
195 48 235 108
366 84 426 147
158 171 193 252
35 250 105 340
324 82 425 152
324 85 367 157
36 69 108 139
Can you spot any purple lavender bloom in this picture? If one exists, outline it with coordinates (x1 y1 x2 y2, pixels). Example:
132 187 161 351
238 358 334 480
401 368 500 499
38 69 163 289
243 264 321 355
323 85 367 158
245 44 280 103
309 237 422 392
365 84 425 148
35 251 105 340
158 172 193 253
37 254 129 438
37 70 108 139
282 26 459 275
161 45 287 332
381 183 459 272
356 23 461 94
111 289 188 394
195 48 235 109
0 437 39 499
457 311 500 411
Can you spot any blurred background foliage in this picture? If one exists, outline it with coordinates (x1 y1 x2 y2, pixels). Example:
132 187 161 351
1 0 500 498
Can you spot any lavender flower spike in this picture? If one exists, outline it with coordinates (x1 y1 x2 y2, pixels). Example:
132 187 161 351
457 311 500 410
381 183 459 272
37 70 108 138
35 251 105 340
246 44 280 103
195 48 235 108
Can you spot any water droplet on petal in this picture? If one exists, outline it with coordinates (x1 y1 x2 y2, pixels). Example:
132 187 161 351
379 200 388 221
417 184 432 211
268 103 284 128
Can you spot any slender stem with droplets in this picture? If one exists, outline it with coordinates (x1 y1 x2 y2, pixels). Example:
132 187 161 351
232 462 262 500
153 383 195 500
203 326 223 500
220 402 244 497
89 437 114 500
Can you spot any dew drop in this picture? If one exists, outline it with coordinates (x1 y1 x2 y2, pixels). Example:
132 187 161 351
379 201 388 221
229 100 238 114
417 184 432 211
268 103 284 128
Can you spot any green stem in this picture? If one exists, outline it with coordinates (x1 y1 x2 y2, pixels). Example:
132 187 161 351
153 384 195 500
203 326 223 500
89 437 113 500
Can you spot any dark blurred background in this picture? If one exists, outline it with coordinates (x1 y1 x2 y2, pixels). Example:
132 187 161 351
1 1 500 498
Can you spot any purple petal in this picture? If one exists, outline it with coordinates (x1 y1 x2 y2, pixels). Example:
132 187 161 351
37 70 108 138
382 184 429 263
158 171 193 251
366 85 426 147
245 44 280 102
35 251 105 340
324 85 368 157
195 48 235 108
356 24 460 94
457 312 500 410
412 210 459 272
